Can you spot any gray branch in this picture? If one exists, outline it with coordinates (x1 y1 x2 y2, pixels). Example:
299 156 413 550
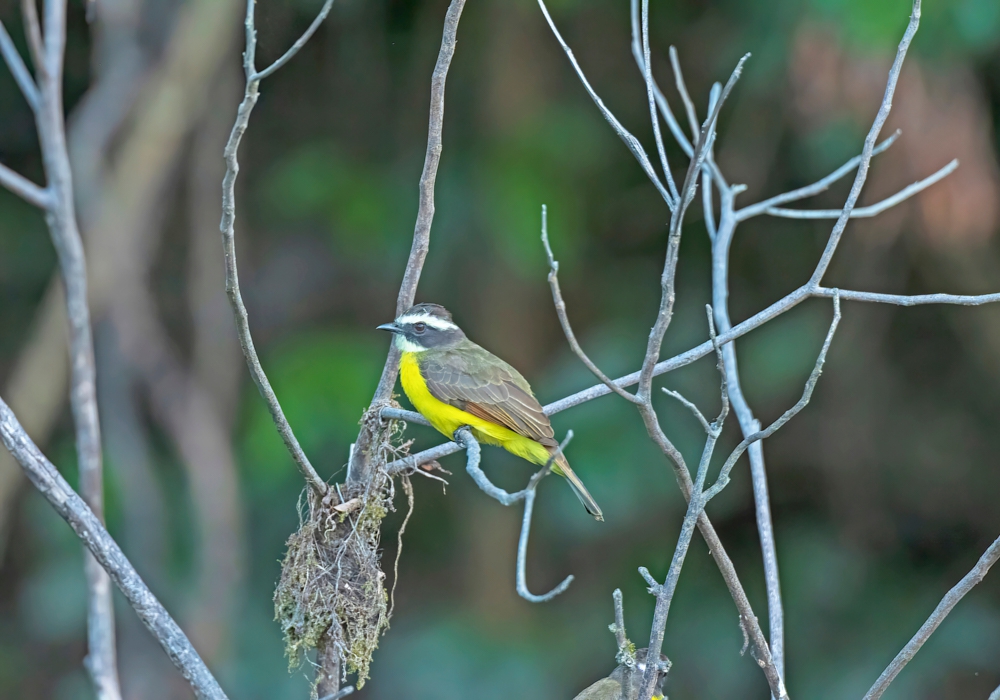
0 396 227 700
808 0 922 286
6 1 124 695
761 159 957 220
219 0 335 497
733 130 901 221
0 19 40 111
541 205 640 405
349 0 467 485
454 428 574 602
862 533 1000 700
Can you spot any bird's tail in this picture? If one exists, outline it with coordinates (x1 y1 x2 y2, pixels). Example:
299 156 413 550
549 451 604 522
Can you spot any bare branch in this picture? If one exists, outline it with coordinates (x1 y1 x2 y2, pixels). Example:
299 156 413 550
0 19 39 111
734 130 901 221
454 428 574 602
0 396 228 700
662 387 711 433
350 0 467 485
26 1 122 693
611 589 635 700
815 287 1000 306
0 160 49 207
990 684 1000 700
219 0 335 497
542 205 640 404
639 0 677 208
808 0 922 286
537 0 674 207
20 0 43 78
386 280 1000 475
706 293 842 501
761 159 957 220
668 46 700 141
863 533 1000 700
253 0 336 81
380 406 431 427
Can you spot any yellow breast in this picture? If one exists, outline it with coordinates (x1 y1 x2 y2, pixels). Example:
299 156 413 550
398 352 551 465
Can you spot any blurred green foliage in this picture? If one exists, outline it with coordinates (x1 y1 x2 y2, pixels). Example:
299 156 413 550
1 0 1000 698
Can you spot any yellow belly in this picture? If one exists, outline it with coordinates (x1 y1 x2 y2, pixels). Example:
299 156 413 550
399 352 551 466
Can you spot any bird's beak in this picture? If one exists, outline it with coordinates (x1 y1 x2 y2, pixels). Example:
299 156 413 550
377 322 401 333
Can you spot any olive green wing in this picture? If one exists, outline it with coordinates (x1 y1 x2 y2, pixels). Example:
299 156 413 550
572 678 623 700
419 342 556 445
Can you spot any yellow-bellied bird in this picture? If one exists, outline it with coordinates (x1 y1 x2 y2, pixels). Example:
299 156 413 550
378 303 603 521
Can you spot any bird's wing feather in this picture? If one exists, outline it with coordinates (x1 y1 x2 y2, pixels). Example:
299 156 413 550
572 678 623 700
419 343 556 444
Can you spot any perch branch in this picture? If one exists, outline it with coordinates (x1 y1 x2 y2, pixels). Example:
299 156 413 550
350 0 467 485
454 427 575 602
0 396 228 700
862 533 1000 700
219 0 336 497
0 160 49 207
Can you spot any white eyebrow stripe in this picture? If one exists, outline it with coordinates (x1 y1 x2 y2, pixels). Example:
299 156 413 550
396 313 457 330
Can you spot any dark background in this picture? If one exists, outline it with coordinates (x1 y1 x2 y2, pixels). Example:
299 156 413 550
1 0 1000 698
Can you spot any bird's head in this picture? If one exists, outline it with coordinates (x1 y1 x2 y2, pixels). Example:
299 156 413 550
377 303 466 353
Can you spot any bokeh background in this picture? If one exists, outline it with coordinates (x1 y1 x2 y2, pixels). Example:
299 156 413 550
1 0 999 698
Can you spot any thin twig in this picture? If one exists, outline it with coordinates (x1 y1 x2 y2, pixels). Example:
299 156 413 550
454 427 575 602
219 0 335 497
611 589 635 700
20 0 43 77
0 396 228 700
733 131 901 221
0 161 49 207
28 1 121 695
761 159 957 220
661 388 710 433
541 205 640 404
536 0 673 206
705 293 842 501
668 46 700 141
808 0 922 286
349 0 467 485
862 533 1000 700
640 0 677 209
0 19 40 111
253 0 336 81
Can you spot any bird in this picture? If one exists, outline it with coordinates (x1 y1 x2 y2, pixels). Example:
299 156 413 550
378 303 603 521
573 648 671 700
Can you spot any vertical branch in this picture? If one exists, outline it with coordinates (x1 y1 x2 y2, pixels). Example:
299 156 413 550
348 0 467 484
219 0 335 498
28 1 120 696
710 168 786 689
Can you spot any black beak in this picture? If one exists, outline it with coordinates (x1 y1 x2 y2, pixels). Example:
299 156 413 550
377 323 401 333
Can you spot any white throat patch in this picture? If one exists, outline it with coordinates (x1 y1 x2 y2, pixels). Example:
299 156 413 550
394 334 427 353
395 313 458 331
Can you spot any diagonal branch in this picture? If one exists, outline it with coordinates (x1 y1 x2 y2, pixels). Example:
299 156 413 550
219 0 337 497
0 19 40 111
0 396 229 700
541 205 640 404
862 533 1000 700
0 160 49 207
808 0 922 286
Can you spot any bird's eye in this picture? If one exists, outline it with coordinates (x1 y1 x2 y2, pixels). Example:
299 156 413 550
413 322 427 334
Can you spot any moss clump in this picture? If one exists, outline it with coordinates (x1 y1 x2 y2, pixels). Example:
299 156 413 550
274 402 410 691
